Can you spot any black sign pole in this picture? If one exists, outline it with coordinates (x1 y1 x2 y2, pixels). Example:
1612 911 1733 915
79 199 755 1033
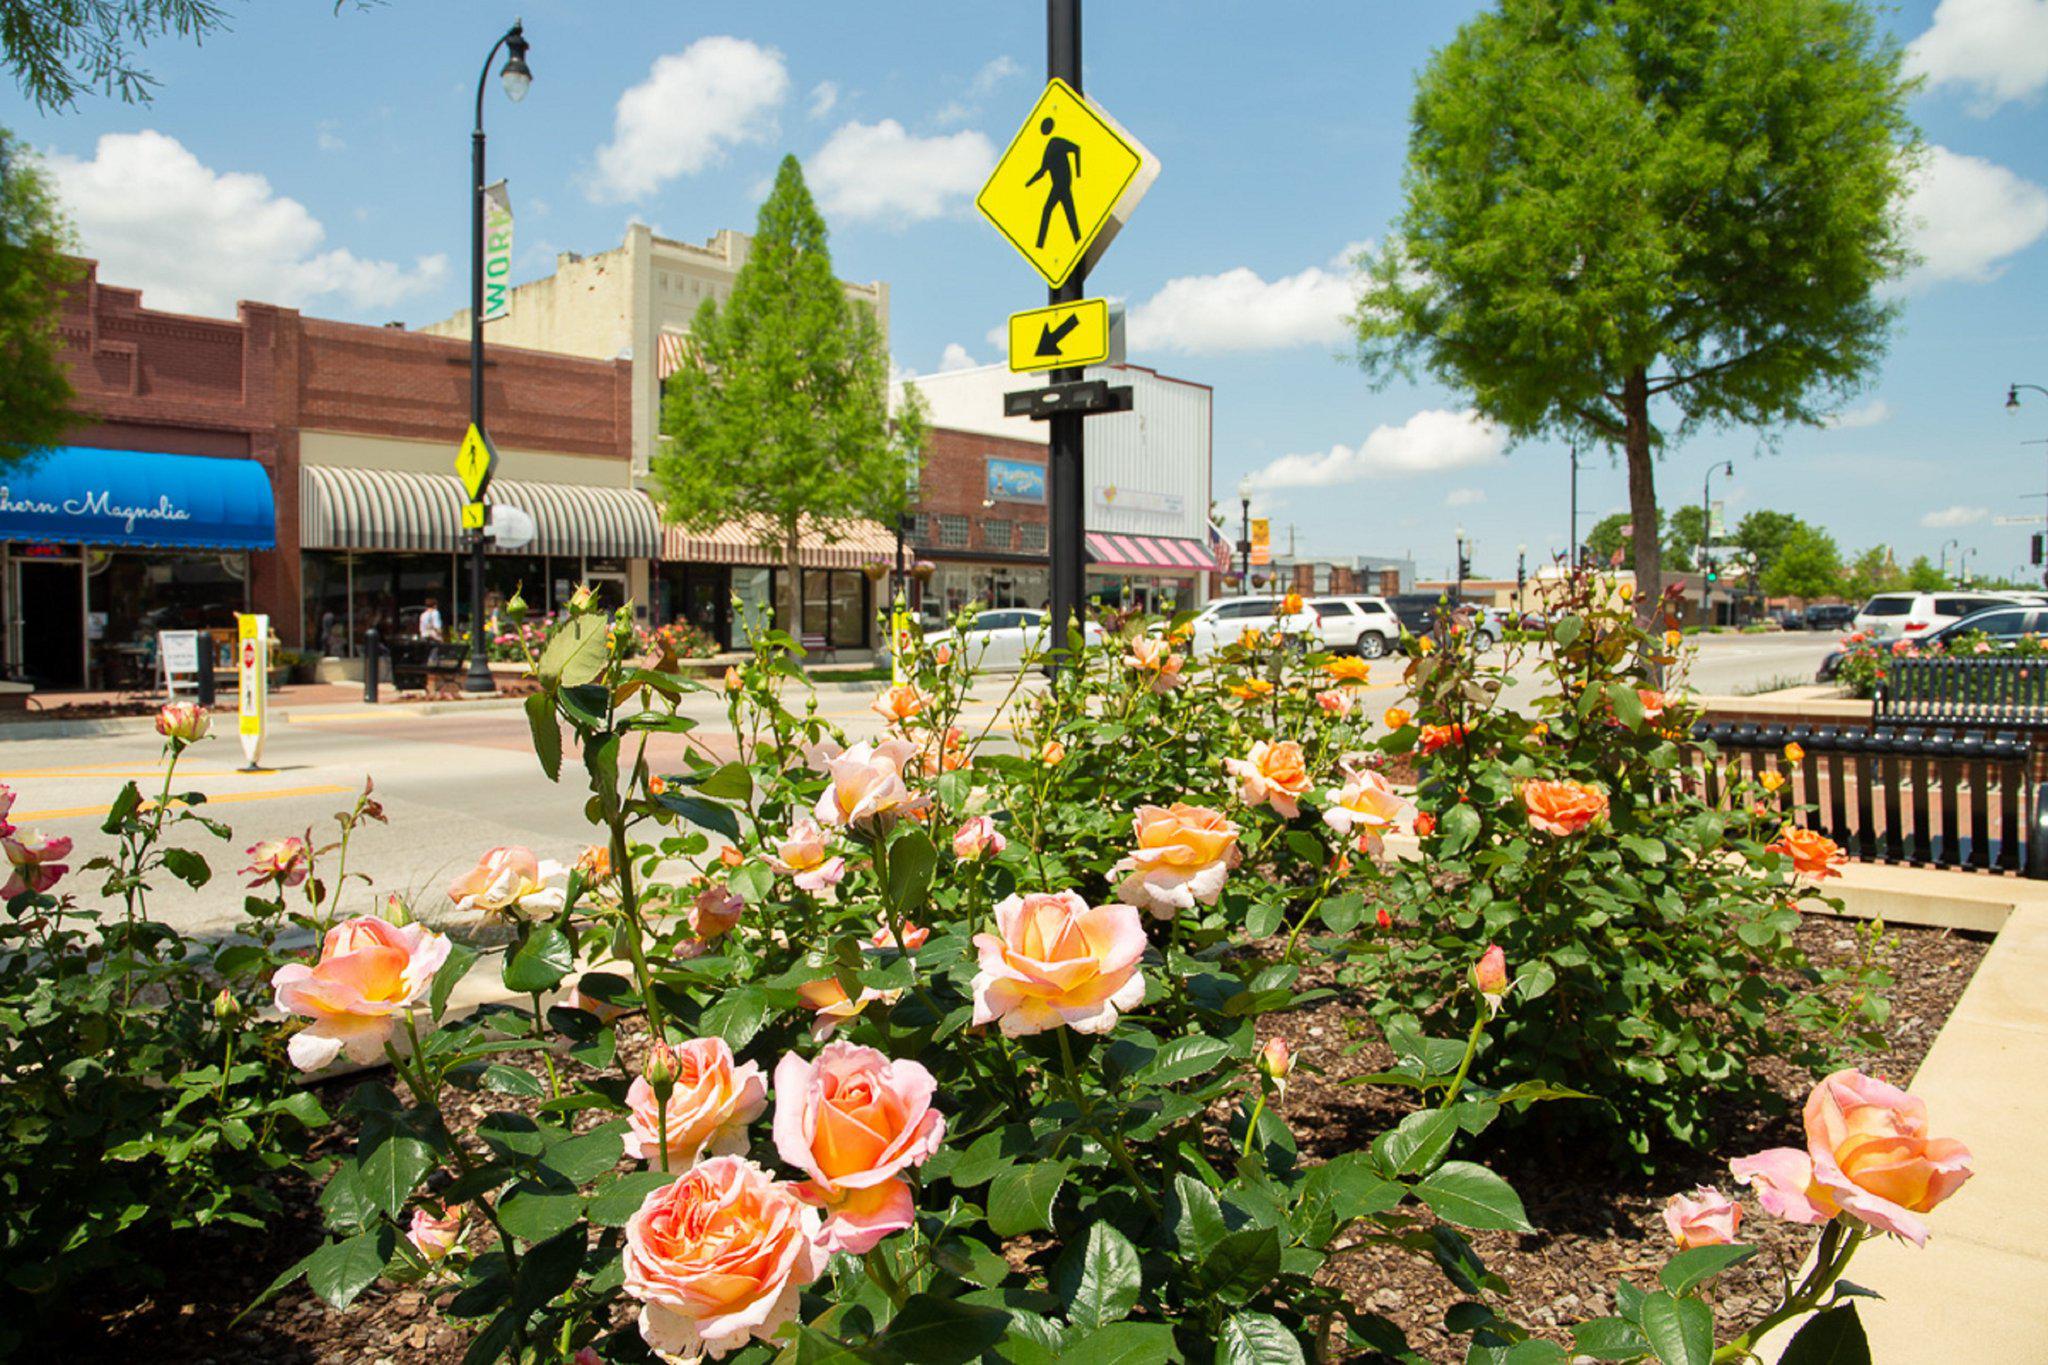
1046 0 1085 661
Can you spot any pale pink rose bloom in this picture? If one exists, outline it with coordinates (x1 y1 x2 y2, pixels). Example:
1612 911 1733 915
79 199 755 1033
1316 689 1355 718
1126 636 1187 692
270 915 453 1071
1224 740 1313 819
243 835 311 889
796 978 899 1041
0 782 17 837
689 884 746 940
623 1037 766 1169
1320 770 1414 849
623 1156 826 1360
572 1350 602 1365
971 891 1148 1037
772 1041 946 1252
769 817 848 892
447 845 568 920
2 829 72 898
406 1206 463 1263
1662 1186 1742 1248
870 917 930 951
800 737 845 773
814 739 925 832
1113 804 1241 919
952 815 1007 861
1734 1068 1973 1246
155 700 211 744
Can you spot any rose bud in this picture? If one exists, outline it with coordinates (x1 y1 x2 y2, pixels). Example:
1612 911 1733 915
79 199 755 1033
1662 1186 1742 1249
1472 944 1509 1014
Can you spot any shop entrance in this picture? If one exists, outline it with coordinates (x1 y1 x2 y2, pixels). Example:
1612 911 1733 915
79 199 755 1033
15 557 84 690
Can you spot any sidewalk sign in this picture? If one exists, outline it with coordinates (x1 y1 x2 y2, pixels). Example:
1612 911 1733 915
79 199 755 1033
158 629 203 696
237 614 269 770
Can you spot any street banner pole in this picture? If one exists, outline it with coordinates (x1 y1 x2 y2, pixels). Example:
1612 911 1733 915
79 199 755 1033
1046 0 1085 659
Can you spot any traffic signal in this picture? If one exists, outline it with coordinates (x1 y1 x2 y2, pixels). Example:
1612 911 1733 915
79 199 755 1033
1457 552 1472 579
2033 532 2044 567
1705 562 1720 585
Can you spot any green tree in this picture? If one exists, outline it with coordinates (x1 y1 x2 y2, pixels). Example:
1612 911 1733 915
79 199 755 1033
1903 554 1947 591
0 0 238 108
1664 504 1709 572
656 155 924 637
1354 0 1916 613
1760 524 1843 599
1585 509 1661 566
1734 510 1806 586
1842 545 1902 600
0 130 77 463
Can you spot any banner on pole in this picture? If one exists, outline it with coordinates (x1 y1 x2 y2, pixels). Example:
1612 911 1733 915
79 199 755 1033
1250 518 1272 567
482 181 514 323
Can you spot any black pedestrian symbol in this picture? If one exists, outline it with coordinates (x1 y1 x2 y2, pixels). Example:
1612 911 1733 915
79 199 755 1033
1027 116 1080 250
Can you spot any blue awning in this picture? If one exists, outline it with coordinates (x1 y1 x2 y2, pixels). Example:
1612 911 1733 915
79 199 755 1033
0 447 276 551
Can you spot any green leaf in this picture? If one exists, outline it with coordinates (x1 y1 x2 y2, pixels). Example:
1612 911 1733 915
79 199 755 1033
1053 1221 1141 1330
1170 1173 1230 1252
537 615 609 688
101 781 143 834
874 1293 1012 1364
885 826 938 918
1638 1291 1713 1365
305 1226 395 1310
1063 1321 1177 1365
160 846 211 888
1412 1161 1534 1233
656 789 741 841
1439 802 1482 856
541 1127 624 1184
1503 1342 1568 1364
1374 1107 1460 1177
495 1182 583 1243
987 1160 1067 1237
693 760 754 800
1609 682 1646 730
698 984 772 1051
1775 1304 1871 1365
1203 1225 1281 1305
430 942 479 1021
480 1063 545 1096
1216 1311 1305 1364
1659 1244 1757 1295
525 691 562 781
358 1133 436 1218
590 1169 677 1226
1144 1034 1235 1085
1569 1318 1650 1361
502 923 574 994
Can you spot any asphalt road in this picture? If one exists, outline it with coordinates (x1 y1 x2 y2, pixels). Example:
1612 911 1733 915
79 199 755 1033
5 632 1833 939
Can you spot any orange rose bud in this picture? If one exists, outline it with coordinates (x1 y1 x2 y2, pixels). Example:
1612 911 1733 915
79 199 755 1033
723 666 743 693
1039 739 1066 766
1784 742 1805 763
1473 944 1509 1014
1257 1037 1294 1091
1413 811 1436 837
1384 706 1413 730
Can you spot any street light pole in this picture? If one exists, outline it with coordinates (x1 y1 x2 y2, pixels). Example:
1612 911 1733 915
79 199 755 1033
1700 459 1732 627
1516 543 1527 614
463 20 531 694
1453 525 1467 601
1940 537 1959 582
1236 476 1251 589
2010 385 2048 587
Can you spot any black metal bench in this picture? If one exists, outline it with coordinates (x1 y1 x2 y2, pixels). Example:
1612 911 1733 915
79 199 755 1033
1876 654 2048 732
382 638 464 692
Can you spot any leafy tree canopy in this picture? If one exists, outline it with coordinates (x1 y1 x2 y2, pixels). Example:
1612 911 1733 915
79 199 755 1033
0 129 77 464
1354 0 1917 610
1760 523 1844 600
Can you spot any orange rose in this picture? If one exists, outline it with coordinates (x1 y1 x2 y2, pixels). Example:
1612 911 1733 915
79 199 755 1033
1767 828 1844 880
1521 779 1609 836
1417 723 1468 754
870 683 928 726
1383 706 1413 730
1113 803 1241 918
1325 656 1372 685
1281 592 1305 616
1228 678 1274 700
1225 740 1312 818
1636 689 1666 723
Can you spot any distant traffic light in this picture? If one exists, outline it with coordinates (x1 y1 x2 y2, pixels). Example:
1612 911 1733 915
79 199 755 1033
1705 562 1720 584
2033 532 2044 567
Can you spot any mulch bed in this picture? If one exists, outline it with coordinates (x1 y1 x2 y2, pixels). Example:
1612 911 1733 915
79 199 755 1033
35 916 1986 1363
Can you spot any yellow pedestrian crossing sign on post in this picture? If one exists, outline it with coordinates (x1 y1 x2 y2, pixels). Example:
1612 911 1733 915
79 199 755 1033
455 423 498 501
977 78 1159 289
1007 298 1119 373
461 501 487 531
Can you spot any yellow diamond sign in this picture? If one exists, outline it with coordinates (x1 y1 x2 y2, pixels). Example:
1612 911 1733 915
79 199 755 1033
455 423 497 500
977 78 1159 289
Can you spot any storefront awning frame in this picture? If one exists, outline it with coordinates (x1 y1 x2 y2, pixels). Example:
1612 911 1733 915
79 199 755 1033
663 515 898 571
1085 531 1219 574
0 446 276 551
300 465 661 559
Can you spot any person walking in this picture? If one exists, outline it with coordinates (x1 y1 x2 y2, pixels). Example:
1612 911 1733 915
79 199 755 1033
418 596 445 642
1028 117 1081 249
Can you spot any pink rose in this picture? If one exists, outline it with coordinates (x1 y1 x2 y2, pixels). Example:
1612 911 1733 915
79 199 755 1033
2 829 71 898
1316 689 1355 718
1472 944 1509 1014
689 884 746 940
1321 770 1414 850
1113 803 1241 919
624 1037 766 1169
796 977 898 1042
448 845 567 920
870 917 929 951
769 818 847 892
952 815 1007 861
623 1157 826 1360
1224 740 1313 819
406 1206 463 1263
1731 1068 1972 1246
243 835 311 889
1258 1037 1294 1095
270 914 453 1071
814 739 924 832
772 1042 945 1252
155 701 211 744
971 891 1148 1037
1662 1186 1742 1248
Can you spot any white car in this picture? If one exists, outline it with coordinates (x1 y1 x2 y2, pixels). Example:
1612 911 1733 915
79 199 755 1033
1186 594 1399 656
1304 596 1403 657
1187 596 1315 655
926 608 1104 671
1852 591 2026 640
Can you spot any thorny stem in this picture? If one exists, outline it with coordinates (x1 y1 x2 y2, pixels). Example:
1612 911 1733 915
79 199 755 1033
1714 1221 1866 1362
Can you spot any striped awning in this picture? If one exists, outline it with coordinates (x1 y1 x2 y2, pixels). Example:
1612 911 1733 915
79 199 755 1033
1086 531 1216 574
300 465 661 558
664 514 897 569
657 331 689 380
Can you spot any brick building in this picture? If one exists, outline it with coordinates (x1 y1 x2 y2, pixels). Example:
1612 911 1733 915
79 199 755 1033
908 424 1054 618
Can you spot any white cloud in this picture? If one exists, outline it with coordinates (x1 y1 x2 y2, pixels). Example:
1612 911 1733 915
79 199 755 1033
1921 505 1989 528
938 342 977 371
1445 487 1487 507
1126 243 1368 355
44 131 447 316
1906 0 2048 111
1250 409 1509 490
1899 145 2048 289
1823 399 1892 430
590 37 788 201
810 119 994 223
968 56 1020 98
807 80 839 121
315 120 345 153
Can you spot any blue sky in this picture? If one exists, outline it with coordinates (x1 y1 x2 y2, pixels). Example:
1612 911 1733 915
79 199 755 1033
7 0 2047 581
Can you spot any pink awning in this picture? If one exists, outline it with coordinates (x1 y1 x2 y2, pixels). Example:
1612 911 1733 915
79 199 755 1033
1085 531 1215 574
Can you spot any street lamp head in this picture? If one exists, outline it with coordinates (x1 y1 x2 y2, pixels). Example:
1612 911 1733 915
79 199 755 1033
1517 542 1528 556
2010 385 2024 412
500 24 532 103
1236 475 1253 502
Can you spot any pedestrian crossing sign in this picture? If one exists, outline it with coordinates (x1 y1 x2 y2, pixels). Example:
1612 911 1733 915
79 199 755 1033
462 501 487 531
455 423 497 501
976 78 1158 289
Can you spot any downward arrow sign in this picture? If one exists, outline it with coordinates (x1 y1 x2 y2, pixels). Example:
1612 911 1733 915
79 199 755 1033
1035 313 1082 357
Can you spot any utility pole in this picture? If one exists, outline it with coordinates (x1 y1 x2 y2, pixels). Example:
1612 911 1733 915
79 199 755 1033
1045 0 1086 653
1568 439 1579 570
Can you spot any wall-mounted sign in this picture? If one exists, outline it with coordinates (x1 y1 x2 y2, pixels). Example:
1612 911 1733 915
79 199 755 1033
986 458 1047 504
1093 484 1184 517
482 181 514 323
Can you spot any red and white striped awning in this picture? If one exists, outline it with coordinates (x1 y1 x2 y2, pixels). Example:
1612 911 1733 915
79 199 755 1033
663 514 897 569
1085 531 1217 574
657 331 690 380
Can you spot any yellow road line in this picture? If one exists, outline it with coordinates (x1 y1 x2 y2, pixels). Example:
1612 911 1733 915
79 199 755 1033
14 783 355 822
0 767 252 780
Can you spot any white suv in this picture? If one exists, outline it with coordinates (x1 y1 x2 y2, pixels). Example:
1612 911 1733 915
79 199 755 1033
1853 591 2025 640
1187 594 1399 656
1306 596 1403 657
1188 596 1311 655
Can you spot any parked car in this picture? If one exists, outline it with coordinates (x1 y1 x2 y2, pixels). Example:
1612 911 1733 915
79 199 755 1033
1186 595 1313 655
1852 591 2023 640
1772 609 1806 630
1803 603 1856 632
1816 602 2048 681
1386 592 1505 649
922 608 1104 671
1303 596 1403 657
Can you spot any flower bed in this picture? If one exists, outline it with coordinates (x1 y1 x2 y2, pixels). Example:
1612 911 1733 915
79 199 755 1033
0 575 1987 1364
1834 628 2048 699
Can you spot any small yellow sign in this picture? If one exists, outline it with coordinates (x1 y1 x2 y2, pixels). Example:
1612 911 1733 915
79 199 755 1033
977 78 1158 289
461 500 487 531
1251 518 1272 567
1007 298 1112 373
455 423 497 500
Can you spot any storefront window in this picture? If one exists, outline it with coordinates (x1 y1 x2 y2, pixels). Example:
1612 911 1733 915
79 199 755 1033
828 570 867 648
303 550 351 657
732 567 772 644
660 564 731 646
85 550 246 691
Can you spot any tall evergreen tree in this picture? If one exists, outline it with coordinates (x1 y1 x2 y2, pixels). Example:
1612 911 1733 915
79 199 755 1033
1355 0 1916 612
655 155 925 639
0 129 78 464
